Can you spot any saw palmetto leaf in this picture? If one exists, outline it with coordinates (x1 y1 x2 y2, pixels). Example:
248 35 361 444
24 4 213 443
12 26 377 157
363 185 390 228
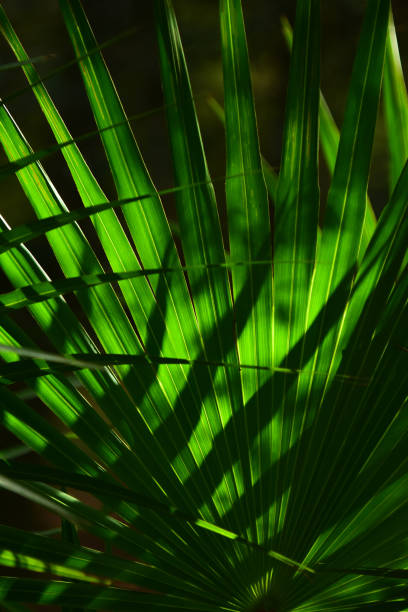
220 0 273 548
0 0 407 610
271 0 320 551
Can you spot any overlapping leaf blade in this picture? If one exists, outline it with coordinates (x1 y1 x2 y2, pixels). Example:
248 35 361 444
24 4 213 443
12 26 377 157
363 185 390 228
268 0 321 570
154 0 247 536
220 0 273 548
281 15 377 255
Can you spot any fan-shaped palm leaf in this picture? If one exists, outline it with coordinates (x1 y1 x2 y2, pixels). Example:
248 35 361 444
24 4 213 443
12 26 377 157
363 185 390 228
0 0 407 610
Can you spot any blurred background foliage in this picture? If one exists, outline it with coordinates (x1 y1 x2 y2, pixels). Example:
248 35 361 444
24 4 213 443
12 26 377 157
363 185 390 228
0 0 408 232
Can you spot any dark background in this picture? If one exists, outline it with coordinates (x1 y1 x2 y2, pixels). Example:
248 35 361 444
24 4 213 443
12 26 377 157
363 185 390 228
0 2 408 606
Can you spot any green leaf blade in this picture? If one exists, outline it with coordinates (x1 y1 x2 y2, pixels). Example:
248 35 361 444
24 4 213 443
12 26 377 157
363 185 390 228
220 0 273 544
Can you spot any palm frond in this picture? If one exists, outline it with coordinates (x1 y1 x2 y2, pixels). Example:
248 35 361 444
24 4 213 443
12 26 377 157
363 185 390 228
0 0 407 611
